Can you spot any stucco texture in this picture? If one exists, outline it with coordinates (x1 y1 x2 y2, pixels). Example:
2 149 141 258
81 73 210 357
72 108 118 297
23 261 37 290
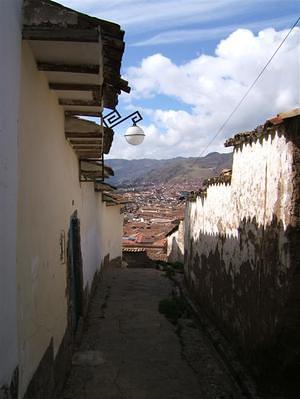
100 204 123 263
16 42 122 397
167 221 184 264
185 126 300 384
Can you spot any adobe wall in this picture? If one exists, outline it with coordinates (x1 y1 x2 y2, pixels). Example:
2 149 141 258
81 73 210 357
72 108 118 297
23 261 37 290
0 1 22 396
167 221 184 263
185 120 300 384
100 204 123 265
16 42 122 398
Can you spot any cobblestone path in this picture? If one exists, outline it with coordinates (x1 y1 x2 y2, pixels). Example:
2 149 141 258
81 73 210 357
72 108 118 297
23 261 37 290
62 268 244 399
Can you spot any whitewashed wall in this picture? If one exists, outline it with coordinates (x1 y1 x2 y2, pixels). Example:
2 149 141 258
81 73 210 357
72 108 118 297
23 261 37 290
187 132 294 244
167 221 184 263
100 204 123 263
186 133 294 285
0 0 22 390
184 128 297 369
16 42 116 397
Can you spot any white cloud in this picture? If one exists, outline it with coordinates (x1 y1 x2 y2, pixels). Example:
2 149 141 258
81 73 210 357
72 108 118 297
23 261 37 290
108 27 300 159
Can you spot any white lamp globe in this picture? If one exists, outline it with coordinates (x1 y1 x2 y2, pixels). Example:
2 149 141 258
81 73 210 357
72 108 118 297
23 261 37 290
125 124 145 145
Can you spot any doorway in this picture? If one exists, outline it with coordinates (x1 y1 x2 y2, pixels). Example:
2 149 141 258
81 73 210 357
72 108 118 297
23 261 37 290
67 211 84 333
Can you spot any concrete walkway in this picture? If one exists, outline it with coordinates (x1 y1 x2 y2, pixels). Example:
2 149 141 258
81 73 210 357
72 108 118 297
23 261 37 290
62 268 243 399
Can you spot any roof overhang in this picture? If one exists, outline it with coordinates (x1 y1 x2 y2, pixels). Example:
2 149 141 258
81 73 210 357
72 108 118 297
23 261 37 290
102 193 128 206
22 0 130 113
22 0 130 180
80 160 114 182
94 181 116 192
65 116 113 156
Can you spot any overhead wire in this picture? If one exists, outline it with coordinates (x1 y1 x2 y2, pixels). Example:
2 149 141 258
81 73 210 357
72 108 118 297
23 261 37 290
198 15 300 158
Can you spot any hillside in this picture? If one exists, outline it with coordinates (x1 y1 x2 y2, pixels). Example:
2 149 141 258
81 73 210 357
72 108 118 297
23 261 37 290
106 152 233 186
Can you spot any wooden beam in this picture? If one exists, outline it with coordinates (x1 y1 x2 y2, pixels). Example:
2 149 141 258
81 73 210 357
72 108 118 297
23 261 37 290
75 148 101 157
103 102 118 110
103 66 121 81
92 88 102 101
76 148 101 152
65 111 101 117
71 140 102 149
69 139 101 144
94 183 116 192
102 71 130 93
22 27 99 42
98 20 124 40
80 158 103 161
78 156 101 160
49 83 101 91
103 57 121 73
77 151 101 155
103 90 118 109
72 142 102 146
102 35 125 51
81 171 103 176
102 46 122 63
37 63 99 74
59 99 100 106
119 79 131 93
66 132 102 139
73 146 102 150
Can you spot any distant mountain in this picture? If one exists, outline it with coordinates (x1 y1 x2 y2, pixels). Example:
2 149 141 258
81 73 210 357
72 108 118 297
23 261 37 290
106 152 233 187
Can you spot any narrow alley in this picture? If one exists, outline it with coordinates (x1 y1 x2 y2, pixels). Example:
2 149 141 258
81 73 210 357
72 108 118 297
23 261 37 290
1 2 299 399
62 266 246 399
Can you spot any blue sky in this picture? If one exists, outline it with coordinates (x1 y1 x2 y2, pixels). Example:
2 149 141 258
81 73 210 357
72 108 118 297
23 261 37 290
56 0 300 159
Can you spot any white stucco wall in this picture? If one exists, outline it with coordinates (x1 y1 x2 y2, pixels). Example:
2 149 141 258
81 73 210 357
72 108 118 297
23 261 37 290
186 132 294 246
184 130 296 349
16 42 110 396
100 204 123 262
167 221 184 263
0 0 22 388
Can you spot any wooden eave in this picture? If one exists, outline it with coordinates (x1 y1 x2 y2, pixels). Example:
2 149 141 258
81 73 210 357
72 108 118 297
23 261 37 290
79 160 115 182
22 0 131 180
65 116 113 156
102 194 120 206
94 182 116 192
22 0 130 112
102 193 129 206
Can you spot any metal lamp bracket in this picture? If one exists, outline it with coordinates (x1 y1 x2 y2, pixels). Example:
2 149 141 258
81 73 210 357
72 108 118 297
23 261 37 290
103 109 143 129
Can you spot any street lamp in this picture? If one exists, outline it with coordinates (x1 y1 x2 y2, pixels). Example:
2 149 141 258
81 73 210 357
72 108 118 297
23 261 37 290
103 109 145 145
124 123 145 145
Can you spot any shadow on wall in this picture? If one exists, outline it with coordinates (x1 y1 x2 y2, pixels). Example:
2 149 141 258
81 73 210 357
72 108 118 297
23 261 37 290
185 214 300 394
168 236 184 263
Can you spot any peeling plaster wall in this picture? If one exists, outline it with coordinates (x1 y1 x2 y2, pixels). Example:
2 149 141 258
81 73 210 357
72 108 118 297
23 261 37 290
0 0 22 391
167 221 184 263
185 127 299 377
17 42 118 397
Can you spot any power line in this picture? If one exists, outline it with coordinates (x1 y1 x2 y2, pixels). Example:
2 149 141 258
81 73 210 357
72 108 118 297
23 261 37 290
199 15 300 158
